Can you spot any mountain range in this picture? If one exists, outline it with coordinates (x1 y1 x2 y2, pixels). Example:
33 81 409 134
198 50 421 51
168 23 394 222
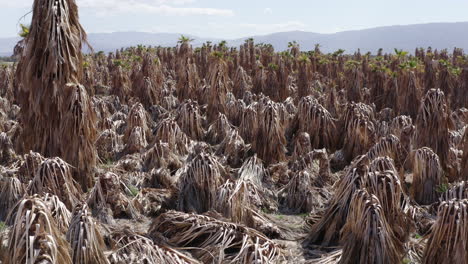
1 22 468 56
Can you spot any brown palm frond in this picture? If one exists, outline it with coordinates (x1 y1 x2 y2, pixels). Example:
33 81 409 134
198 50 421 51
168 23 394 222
27 157 83 210
176 100 205 141
154 118 191 155
87 172 141 223
108 229 199 264
292 149 332 187
149 211 284 263
0 176 25 221
282 170 328 214
206 113 235 144
124 102 151 142
4 196 72 264
339 190 404 264
422 199 468 264
177 152 225 213
60 83 98 191
411 147 443 205
254 101 287 165
389 115 413 139
216 129 250 167
413 89 452 175
123 126 148 154
96 129 123 162
439 181 468 201
42 193 72 233
305 156 370 247
143 140 182 172
293 96 337 151
461 129 468 180
215 180 255 227
66 203 108 264
134 188 176 216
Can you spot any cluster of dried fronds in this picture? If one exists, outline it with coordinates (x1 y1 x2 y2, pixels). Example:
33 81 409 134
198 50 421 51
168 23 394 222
2 1 468 262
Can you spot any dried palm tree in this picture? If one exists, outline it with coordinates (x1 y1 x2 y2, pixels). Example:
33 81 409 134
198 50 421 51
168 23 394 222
411 147 443 205
149 211 283 263
254 101 287 165
339 190 404 264
28 157 83 210
291 96 337 151
4 196 72 264
0 176 24 221
422 199 468 264
108 229 199 264
178 152 225 213
66 203 109 264
176 100 205 141
305 156 369 246
15 0 97 191
154 118 190 155
439 181 468 201
87 172 141 223
413 89 451 175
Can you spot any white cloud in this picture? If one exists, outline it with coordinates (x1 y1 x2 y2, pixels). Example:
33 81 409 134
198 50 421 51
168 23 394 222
263 8 273 15
1 0 234 17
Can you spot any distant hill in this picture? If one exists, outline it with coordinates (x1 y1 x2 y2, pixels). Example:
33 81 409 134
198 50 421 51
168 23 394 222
1 22 468 56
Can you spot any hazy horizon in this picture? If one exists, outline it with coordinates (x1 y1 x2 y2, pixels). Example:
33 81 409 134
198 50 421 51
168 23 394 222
1 0 468 39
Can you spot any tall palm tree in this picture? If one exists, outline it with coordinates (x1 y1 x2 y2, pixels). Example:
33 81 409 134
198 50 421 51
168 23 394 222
15 0 97 191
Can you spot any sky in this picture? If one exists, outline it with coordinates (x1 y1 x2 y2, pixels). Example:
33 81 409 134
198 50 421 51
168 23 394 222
1 0 468 39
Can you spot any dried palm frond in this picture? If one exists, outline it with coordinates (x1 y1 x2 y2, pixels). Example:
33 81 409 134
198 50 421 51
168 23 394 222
0 132 16 165
154 118 191 155
87 172 141 222
411 147 443 205
292 132 313 159
423 199 468 264
305 156 369 246
413 89 451 172
206 113 235 144
108 229 199 264
28 157 83 210
143 140 182 172
282 170 328 214
292 96 337 151
339 190 404 264
16 0 90 157
207 60 230 122
254 101 287 165
60 83 98 191
367 170 411 239
176 100 205 141
238 155 269 187
292 149 332 187
239 105 258 143
366 134 406 172
215 180 255 227
123 126 148 154
134 188 176 216
96 129 123 162
66 203 108 264
149 211 283 263
42 193 72 233
124 103 151 142
0 176 24 221
4 196 72 264
338 103 376 163
178 152 225 213
216 129 250 168
389 115 413 139
233 66 252 99
439 181 468 201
